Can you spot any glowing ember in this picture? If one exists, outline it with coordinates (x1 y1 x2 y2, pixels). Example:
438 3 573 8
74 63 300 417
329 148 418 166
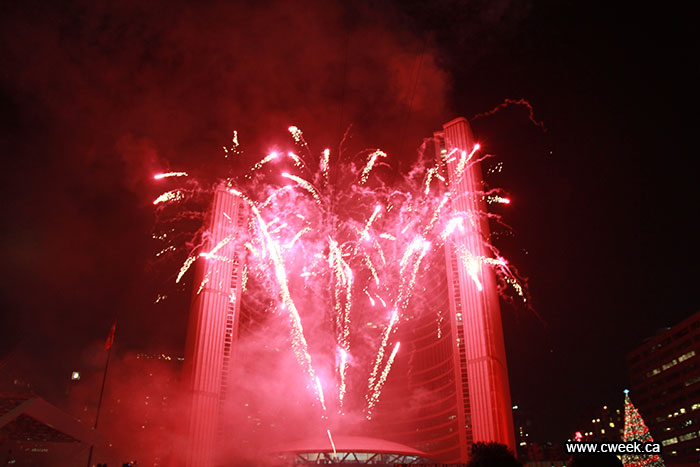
327 429 337 458
366 341 401 419
359 150 387 185
316 376 327 415
153 189 184 205
154 171 189 179
288 125 308 147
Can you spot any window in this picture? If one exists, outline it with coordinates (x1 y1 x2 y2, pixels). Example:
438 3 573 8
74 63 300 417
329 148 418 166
662 359 678 371
685 375 700 387
662 437 678 446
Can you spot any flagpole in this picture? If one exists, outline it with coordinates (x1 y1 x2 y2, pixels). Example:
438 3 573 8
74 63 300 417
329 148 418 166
87 321 116 467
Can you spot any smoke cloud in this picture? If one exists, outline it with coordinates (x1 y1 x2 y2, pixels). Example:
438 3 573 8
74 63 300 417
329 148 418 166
0 0 453 353
0 0 458 462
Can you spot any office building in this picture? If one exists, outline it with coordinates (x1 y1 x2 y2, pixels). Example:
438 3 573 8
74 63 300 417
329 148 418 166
627 310 700 462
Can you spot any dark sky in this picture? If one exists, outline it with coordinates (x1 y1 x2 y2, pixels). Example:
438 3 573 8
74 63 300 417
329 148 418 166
0 0 696 444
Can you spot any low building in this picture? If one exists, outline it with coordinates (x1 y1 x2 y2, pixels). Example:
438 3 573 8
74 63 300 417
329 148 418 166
627 310 700 463
98 352 183 466
1 393 100 465
572 403 624 443
511 404 533 460
273 435 434 465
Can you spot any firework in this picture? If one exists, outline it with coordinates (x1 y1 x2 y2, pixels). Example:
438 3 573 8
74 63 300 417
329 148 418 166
288 126 306 146
153 189 184 205
316 376 327 415
154 171 188 179
320 148 330 185
337 346 349 409
359 150 387 184
366 309 399 396
250 151 279 174
281 172 322 205
154 123 527 423
366 342 401 419
176 255 197 283
327 429 337 458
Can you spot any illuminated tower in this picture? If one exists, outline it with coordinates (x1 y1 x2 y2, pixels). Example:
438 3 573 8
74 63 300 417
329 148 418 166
435 117 515 454
370 118 515 463
182 184 247 467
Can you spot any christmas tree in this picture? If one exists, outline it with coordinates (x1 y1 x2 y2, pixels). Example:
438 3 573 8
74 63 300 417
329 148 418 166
622 389 665 467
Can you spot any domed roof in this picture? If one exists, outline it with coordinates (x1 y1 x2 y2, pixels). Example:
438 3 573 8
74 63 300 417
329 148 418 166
275 435 427 457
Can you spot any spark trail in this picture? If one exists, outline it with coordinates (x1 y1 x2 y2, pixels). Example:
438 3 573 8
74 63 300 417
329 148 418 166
154 171 189 179
366 342 401 419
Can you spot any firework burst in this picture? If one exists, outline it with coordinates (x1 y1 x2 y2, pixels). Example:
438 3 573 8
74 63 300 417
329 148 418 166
152 124 528 422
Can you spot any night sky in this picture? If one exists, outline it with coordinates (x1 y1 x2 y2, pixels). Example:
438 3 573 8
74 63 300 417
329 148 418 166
0 0 696 444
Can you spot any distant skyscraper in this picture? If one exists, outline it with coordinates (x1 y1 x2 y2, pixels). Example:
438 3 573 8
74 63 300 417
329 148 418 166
627 310 700 463
182 185 247 467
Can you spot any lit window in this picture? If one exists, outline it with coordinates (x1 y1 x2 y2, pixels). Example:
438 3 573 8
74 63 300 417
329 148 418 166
679 432 697 442
679 350 696 362
662 437 678 446
661 359 678 371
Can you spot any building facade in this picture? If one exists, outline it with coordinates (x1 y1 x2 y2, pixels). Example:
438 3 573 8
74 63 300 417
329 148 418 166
368 259 465 462
182 185 247 467
101 352 184 466
435 117 515 454
572 403 624 443
627 310 700 463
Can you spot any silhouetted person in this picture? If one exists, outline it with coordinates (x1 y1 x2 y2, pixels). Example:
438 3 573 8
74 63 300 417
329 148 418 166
467 442 523 467
568 452 623 467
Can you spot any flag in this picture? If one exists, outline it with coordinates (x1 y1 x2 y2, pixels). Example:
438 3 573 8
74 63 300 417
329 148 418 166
104 320 116 350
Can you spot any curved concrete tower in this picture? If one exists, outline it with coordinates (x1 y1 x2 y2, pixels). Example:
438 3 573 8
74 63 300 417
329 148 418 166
435 117 515 454
181 185 247 467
